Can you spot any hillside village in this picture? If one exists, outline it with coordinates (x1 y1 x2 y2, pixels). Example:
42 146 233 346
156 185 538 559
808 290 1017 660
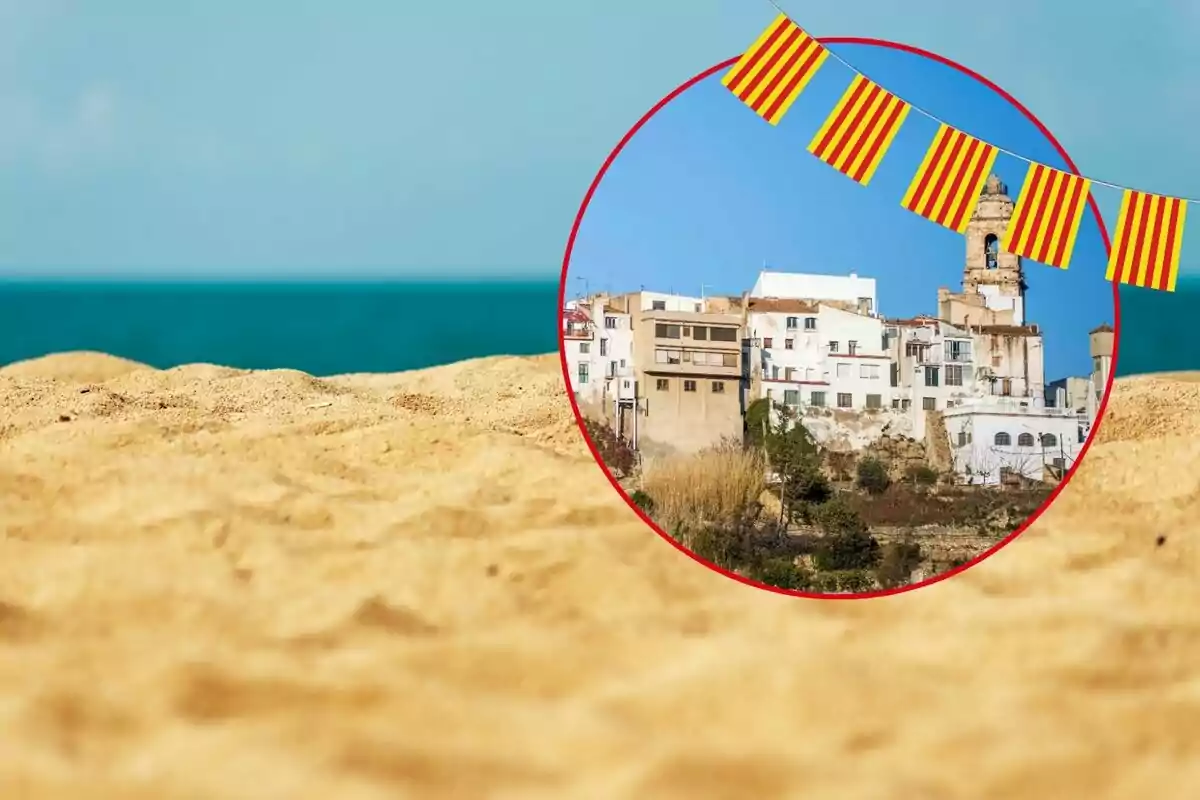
564 174 1112 488
563 175 1113 592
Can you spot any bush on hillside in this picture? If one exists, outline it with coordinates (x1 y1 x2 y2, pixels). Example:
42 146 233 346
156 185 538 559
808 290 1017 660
583 418 635 478
856 457 890 495
876 540 923 589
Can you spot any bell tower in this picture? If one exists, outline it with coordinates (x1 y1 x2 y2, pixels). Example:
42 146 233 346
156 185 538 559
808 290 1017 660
963 174 1026 324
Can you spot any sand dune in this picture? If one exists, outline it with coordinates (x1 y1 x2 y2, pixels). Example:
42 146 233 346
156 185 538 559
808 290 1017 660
0 352 1196 799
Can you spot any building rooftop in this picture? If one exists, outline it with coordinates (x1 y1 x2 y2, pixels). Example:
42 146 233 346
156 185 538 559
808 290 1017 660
745 297 819 314
1089 323 1114 334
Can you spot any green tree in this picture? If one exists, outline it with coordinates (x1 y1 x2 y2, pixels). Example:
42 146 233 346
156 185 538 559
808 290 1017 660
813 497 881 571
764 408 830 524
856 457 890 495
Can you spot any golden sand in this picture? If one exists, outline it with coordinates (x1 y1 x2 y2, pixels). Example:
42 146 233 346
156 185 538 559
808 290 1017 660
0 352 1196 799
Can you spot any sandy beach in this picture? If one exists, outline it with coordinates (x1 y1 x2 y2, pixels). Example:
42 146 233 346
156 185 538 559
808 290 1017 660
0 351 1196 799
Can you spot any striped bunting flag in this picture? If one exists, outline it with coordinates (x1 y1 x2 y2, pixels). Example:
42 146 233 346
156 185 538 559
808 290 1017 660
1001 163 1092 270
807 75 910 186
1106 190 1188 292
901 124 998 233
722 14 828 126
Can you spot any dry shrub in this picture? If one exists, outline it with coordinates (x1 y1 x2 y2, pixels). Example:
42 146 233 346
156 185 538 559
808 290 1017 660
641 442 766 535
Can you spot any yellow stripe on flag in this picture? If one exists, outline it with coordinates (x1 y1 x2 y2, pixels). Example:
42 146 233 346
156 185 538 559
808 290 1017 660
722 14 828 125
1000 163 1091 270
807 75 910 186
900 124 997 233
1106 190 1188 293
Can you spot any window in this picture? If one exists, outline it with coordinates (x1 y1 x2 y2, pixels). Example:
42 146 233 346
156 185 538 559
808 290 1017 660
655 378 669 391
651 300 666 310
945 339 970 362
683 380 697 392
655 323 681 339
763 337 773 348
828 341 839 353
837 392 853 408
771 365 780 379
1017 433 1035 447
693 326 708 340
682 326 692 338
693 303 702 312
654 349 681 364
811 391 826 407
784 338 794 350
890 363 899 387
681 350 692 362
712 381 725 394
848 340 859 355
783 389 800 406
577 363 589 384
579 342 590 354
804 317 817 330
922 397 936 411
619 358 626 368
985 234 999 269
710 327 738 342
1041 433 1058 447
994 432 1012 446
784 367 795 381
957 430 968 447
901 399 912 411
786 316 799 330
946 364 964 386
857 297 873 314
861 364 880 379
865 394 882 409
892 398 900 409
992 355 1002 367
906 342 923 357
925 366 940 387
836 363 850 378
1000 378 1012 396
722 353 738 367
604 316 617 329
600 338 608 356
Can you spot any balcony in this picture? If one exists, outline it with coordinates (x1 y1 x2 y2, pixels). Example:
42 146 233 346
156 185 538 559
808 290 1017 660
563 323 593 340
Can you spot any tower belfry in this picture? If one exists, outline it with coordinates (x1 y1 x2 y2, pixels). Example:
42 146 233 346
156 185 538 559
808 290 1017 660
962 173 1026 324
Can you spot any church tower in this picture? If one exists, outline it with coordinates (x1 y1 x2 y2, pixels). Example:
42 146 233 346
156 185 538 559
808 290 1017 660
962 174 1026 324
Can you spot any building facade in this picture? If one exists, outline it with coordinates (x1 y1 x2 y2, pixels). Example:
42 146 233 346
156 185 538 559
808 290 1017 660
632 308 744 456
943 400 1084 485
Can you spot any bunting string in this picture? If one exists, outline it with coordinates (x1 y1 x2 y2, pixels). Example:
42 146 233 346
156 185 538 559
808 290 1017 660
723 3 1189 292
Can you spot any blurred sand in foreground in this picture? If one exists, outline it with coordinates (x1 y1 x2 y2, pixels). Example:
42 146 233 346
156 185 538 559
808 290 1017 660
0 352 1196 799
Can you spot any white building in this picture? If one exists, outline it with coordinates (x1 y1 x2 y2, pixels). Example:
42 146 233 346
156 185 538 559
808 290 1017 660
746 298 890 413
561 296 635 414
750 269 878 316
885 317 978 439
942 399 1085 485
630 291 707 314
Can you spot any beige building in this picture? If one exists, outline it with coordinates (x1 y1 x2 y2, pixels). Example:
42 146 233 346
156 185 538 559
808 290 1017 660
631 308 744 457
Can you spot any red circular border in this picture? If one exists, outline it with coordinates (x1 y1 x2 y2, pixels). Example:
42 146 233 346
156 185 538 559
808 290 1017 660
557 37 1120 600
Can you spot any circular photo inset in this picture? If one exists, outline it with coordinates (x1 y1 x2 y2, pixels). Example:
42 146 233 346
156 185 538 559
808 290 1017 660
559 38 1118 597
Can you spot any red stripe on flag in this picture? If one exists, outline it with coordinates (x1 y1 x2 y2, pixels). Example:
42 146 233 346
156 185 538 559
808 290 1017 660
1008 164 1046 255
917 130 966 219
812 78 870 156
933 136 979 227
1111 193 1138 283
824 84 882 167
738 28 801 103
727 18 791 91
947 143 993 231
1159 199 1182 291
1127 193 1154 285
760 40 823 122
1049 175 1086 267
1033 171 1072 264
850 96 905 183
905 129 953 213
1143 195 1167 288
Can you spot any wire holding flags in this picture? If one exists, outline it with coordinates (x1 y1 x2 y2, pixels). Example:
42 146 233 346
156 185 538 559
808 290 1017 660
723 8 1189 292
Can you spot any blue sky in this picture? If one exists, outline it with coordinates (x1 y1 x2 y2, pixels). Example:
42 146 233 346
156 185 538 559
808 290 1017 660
1 0 1199 280
567 42 1113 380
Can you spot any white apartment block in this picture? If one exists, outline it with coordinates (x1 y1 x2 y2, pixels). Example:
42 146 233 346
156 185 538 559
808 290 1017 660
561 297 635 413
750 269 878 316
943 399 1085 485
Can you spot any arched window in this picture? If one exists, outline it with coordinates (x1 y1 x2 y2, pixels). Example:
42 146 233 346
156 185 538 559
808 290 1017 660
1040 433 1058 447
985 234 999 269
1017 433 1035 447
994 431 1011 446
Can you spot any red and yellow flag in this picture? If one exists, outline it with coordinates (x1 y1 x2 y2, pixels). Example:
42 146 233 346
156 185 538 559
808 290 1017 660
901 124 998 233
1001 163 1092 270
1106 190 1188 292
722 14 828 126
807 75 910 186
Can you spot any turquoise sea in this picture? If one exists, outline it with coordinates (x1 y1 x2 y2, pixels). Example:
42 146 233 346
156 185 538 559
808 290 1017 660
1115 279 1200 377
0 278 1189 378
0 280 559 376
